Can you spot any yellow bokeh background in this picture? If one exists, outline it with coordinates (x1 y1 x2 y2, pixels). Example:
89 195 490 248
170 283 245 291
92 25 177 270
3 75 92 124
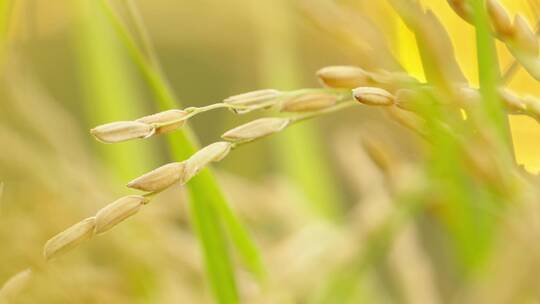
389 0 540 172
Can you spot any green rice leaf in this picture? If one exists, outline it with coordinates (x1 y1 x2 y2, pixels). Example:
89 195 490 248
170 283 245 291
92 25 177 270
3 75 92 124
98 1 266 301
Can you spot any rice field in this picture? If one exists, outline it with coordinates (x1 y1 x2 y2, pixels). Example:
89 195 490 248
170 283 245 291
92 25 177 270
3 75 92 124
2 0 540 303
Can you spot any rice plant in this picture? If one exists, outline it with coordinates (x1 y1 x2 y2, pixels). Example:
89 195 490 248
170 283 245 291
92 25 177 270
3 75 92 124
2 0 540 303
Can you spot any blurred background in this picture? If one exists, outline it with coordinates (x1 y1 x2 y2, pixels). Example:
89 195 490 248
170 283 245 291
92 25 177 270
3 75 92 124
1 0 540 303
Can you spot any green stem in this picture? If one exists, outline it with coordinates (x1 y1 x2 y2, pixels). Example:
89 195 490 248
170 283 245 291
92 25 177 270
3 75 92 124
469 0 514 157
99 1 266 301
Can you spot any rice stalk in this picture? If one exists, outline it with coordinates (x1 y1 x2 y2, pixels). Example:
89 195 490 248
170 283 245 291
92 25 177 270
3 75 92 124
99 1 264 300
0 89 358 302
4 1 540 301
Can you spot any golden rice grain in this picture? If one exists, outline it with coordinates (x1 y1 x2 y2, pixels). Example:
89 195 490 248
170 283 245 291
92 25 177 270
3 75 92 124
90 121 155 143
353 87 394 106
136 109 188 135
222 118 290 142
224 89 281 113
43 217 97 260
127 162 186 192
316 66 372 88
94 196 147 234
487 0 512 36
280 93 338 112
183 142 232 182
512 15 538 56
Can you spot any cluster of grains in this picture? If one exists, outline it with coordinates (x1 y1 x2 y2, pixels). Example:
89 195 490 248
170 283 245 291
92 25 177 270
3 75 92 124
321 65 540 184
6 33 540 297
318 65 540 125
448 0 540 80
70 63 539 273
43 195 148 261
0 77 363 301
4 58 538 299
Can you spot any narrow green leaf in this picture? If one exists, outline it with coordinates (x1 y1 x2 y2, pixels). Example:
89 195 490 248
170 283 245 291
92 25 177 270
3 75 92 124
469 0 512 148
98 1 266 301
187 171 239 304
390 0 505 271
216 195 266 281
76 0 155 180
255 0 343 220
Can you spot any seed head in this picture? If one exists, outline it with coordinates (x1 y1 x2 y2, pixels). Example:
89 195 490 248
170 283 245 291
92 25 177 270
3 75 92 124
224 89 281 113
316 66 372 88
353 87 394 106
280 93 338 112
90 121 155 143
136 110 188 135
512 15 538 56
183 142 232 182
222 118 290 142
43 217 96 261
127 162 186 192
95 195 147 234
0 269 32 301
